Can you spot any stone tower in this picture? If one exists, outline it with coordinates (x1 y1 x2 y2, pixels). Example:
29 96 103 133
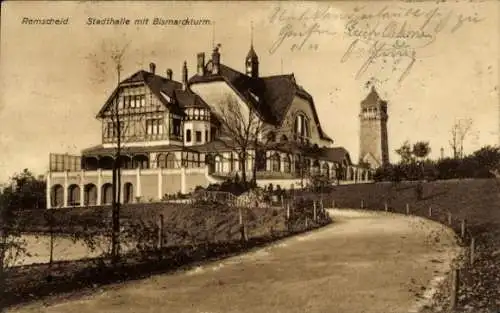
359 86 389 168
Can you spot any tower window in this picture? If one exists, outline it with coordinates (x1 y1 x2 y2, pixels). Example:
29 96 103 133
186 129 192 142
195 131 202 142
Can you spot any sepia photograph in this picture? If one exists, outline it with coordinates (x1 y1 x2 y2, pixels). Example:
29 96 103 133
0 1 499 312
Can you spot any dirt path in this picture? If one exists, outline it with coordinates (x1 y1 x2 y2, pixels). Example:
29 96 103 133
7 209 461 313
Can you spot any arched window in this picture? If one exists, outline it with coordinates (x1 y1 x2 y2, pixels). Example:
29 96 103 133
124 182 134 204
84 184 97 206
119 155 133 169
99 156 114 170
101 183 113 205
294 113 310 139
271 153 280 172
157 153 167 168
255 150 266 171
51 184 64 208
267 132 276 143
280 135 288 142
215 155 223 172
82 157 98 171
283 155 292 173
312 160 320 175
166 153 177 168
68 184 80 206
322 163 330 178
294 155 302 174
133 155 149 169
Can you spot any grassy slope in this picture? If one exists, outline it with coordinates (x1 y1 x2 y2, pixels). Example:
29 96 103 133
329 179 500 226
327 179 500 311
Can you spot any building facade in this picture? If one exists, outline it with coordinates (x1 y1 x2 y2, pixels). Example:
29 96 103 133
359 86 390 169
46 43 372 209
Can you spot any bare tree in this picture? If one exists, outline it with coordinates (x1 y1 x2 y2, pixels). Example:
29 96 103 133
214 94 264 184
87 39 131 263
449 118 473 159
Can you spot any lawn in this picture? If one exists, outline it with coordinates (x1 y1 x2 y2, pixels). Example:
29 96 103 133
2 200 331 310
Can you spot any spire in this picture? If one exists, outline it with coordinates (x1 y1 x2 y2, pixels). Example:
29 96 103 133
250 21 254 47
182 60 188 89
245 21 259 78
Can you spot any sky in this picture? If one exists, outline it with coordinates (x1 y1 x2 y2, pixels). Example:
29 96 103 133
0 1 499 182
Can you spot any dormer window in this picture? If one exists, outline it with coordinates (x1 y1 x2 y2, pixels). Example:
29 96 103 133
294 113 310 139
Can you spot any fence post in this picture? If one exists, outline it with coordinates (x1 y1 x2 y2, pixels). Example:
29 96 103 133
450 267 459 310
239 207 247 242
460 219 466 239
281 195 284 208
428 206 432 217
158 214 164 260
332 199 335 208
313 201 317 221
406 203 410 215
158 214 164 251
470 237 475 265
384 201 388 212
448 212 452 226
286 203 290 220
361 200 364 209
305 217 309 229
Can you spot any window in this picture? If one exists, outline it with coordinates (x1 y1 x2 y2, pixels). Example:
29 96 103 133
294 113 310 139
123 94 146 108
205 130 209 142
186 129 192 142
146 119 163 135
106 121 124 138
195 131 202 142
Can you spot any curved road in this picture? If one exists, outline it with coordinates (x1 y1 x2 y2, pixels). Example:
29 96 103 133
8 209 461 313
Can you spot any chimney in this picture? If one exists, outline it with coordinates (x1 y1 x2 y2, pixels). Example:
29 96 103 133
197 53 205 76
166 69 173 80
182 61 188 90
212 44 221 75
149 62 156 74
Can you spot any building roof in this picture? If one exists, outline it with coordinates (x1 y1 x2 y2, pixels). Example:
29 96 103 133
173 89 210 109
361 86 387 108
81 144 196 156
188 63 333 142
317 147 352 164
97 70 213 117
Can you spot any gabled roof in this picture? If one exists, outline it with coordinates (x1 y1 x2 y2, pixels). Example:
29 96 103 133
97 70 184 118
173 89 210 109
361 86 387 108
317 147 352 164
188 63 333 142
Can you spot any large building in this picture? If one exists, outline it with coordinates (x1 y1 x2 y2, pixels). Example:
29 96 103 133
46 43 373 208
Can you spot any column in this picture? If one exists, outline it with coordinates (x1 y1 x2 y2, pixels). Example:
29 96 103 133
158 167 163 200
136 167 142 200
63 170 69 207
97 168 102 205
80 170 85 207
46 171 52 209
181 166 186 194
